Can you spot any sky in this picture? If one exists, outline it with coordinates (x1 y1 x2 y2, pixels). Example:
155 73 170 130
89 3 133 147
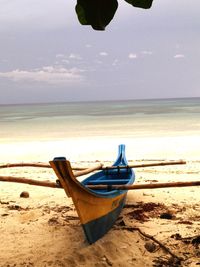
0 0 200 104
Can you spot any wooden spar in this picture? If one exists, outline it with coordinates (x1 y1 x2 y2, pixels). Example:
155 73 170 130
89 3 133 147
0 160 186 171
101 160 186 170
0 175 62 188
49 160 186 170
73 163 103 177
0 163 51 169
0 164 102 189
86 181 200 190
0 163 86 171
0 175 199 191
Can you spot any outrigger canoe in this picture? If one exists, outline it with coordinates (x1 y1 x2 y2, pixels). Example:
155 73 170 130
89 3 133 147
50 144 135 244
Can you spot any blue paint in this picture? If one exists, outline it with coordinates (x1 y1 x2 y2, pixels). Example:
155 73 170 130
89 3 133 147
87 179 130 185
82 196 126 244
82 144 135 197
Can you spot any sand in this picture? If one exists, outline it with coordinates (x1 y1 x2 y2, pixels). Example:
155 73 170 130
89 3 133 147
0 140 200 267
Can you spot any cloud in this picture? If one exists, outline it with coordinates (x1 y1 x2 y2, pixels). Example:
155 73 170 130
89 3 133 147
174 54 185 59
141 50 153 55
61 59 70 64
0 66 85 84
56 54 65 58
69 53 82 60
128 53 137 59
55 53 82 64
99 52 108 56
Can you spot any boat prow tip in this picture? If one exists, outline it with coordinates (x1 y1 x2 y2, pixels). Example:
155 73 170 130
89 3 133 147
53 157 67 161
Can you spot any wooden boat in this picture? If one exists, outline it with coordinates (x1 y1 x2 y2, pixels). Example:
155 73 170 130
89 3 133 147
50 144 135 244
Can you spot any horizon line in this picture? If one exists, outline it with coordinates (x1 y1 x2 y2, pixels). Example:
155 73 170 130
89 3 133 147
0 96 200 107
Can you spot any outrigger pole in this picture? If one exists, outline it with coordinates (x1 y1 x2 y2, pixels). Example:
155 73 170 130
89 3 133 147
0 163 102 189
102 160 186 170
0 175 199 191
1 159 195 191
86 181 200 190
0 175 61 188
0 160 186 171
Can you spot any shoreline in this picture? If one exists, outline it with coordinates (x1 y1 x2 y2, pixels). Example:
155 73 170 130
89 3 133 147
0 135 200 163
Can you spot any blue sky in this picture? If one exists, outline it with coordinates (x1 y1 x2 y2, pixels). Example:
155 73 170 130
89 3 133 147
0 0 200 104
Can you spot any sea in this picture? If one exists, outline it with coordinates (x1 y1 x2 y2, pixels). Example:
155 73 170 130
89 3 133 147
0 97 200 161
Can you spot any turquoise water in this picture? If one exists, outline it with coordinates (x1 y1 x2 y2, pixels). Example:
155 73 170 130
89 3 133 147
0 97 200 142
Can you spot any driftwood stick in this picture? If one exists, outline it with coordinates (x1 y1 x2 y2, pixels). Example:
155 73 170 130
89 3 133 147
118 226 182 261
0 175 62 188
86 181 200 190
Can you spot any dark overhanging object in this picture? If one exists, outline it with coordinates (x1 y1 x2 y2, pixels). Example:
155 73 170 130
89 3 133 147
75 0 154 30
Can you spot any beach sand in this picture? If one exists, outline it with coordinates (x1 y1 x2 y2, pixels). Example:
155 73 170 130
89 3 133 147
0 140 200 267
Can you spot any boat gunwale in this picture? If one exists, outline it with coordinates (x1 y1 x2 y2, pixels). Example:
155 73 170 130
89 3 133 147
81 144 135 197
81 169 134 197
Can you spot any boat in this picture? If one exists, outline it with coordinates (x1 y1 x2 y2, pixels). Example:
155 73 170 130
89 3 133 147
50 144 135 244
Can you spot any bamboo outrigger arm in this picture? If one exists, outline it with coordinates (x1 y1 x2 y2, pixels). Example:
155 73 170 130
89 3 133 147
73 163 103 177
0 163 51 169
0 163 103 189
0 175 199 191
86 181 200 190
0 163 86 171
0 175 62 188
103 160 186 170
0 160 186 171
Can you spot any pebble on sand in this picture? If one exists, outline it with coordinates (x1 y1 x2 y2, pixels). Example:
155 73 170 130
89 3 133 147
20 191 30 198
